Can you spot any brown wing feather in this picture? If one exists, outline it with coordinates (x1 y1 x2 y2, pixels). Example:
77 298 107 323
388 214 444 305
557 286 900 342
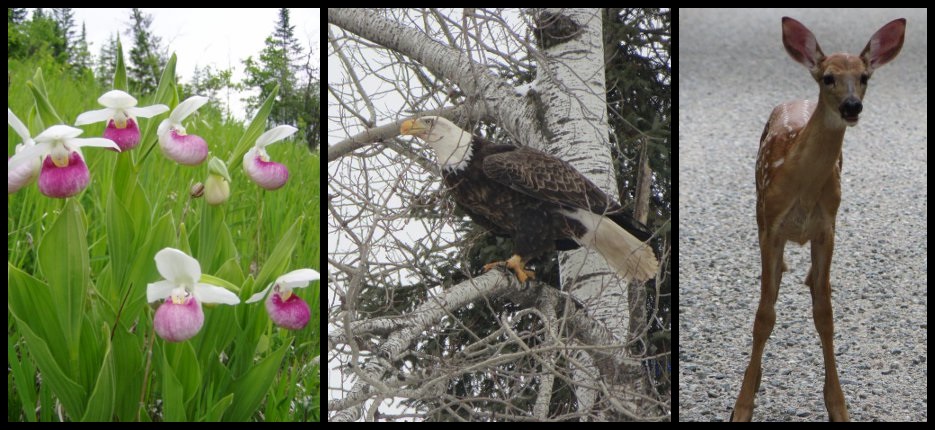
482 146 616 214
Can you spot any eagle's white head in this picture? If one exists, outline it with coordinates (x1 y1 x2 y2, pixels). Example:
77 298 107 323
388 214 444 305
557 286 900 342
400 116 474 172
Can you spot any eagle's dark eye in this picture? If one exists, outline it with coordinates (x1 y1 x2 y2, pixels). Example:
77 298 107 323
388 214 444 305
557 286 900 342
425 118 434 124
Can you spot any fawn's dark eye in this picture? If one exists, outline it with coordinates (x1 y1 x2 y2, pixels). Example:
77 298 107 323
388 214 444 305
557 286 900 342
860 74 869 85
822 75 835 86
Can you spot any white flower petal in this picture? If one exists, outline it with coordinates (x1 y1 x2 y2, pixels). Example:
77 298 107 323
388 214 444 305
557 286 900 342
193 283 241 305
128 104 169 119
147 280 177 303
246 284 273 304
69 137 120 151
34 125 84 143
157 119 171 138
255 125 298 148
154 248 201 286
75 107 117 125
243 147 260 163
98 90 137 108
169 96 209 124
8 109 33 143
276 268 321 290
8 141 51 171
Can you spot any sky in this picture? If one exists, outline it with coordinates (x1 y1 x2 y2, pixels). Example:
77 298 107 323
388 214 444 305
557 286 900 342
61 8 320 120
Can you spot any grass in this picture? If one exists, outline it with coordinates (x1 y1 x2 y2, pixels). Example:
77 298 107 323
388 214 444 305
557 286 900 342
7 57 321 421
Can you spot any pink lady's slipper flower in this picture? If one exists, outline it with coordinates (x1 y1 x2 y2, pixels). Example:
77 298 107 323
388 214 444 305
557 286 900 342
246 269 319 330
75 90 169 151
146 248 240 342
8 124 120 198
8 109 40 194
157 96 209 165
243 125 297 190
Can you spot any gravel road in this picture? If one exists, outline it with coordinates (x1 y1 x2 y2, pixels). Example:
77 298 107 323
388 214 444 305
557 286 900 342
678 8 928 422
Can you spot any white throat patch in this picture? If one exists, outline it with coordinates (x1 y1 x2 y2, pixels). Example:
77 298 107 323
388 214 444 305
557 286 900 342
429 130 474 172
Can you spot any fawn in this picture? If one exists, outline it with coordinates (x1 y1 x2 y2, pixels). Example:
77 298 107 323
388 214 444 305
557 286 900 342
731 17 906 421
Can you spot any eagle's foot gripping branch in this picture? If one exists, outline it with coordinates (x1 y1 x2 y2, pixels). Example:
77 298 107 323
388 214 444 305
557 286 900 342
483 254 536 284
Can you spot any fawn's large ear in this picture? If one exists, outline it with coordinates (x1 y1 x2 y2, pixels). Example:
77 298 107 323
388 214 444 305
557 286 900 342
860 18 906 73
782 17 825 74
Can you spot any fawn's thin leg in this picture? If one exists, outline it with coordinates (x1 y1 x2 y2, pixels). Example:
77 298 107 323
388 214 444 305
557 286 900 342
806 229 849 421
732 235 786 422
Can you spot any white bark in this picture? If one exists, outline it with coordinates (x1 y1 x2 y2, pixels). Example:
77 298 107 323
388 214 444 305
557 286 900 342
328 8 661 421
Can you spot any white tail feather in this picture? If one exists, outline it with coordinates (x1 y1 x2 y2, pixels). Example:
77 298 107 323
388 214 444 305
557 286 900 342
563 209 658 282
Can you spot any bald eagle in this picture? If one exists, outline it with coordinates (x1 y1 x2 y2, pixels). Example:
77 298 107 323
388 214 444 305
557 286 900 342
400 116 657 283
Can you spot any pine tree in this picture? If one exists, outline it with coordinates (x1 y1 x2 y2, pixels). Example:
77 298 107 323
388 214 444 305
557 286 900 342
52 8 76 64
71 22 93 76
243 8 303 123
242 8 318 150
189 64 237 117
17 8 66 64
96 33 119 88
9 8 28 24
125 8 164 94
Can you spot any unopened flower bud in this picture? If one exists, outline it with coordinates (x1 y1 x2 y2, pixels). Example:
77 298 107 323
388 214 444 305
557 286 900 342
190 182 205 198
204 174 229 205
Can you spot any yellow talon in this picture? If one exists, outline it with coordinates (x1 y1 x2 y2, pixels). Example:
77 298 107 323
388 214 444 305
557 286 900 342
483 254 535 284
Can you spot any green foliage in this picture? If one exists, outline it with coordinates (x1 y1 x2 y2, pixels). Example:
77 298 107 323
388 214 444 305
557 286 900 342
242 8 320 149
96 33 120 89
51 9 76 64
603 8 671 214
8 8 94 81
7 8 67 68
188 65 240 119
8 49 320 421
603 7 671 398
71 22 94 77
126 8 165 95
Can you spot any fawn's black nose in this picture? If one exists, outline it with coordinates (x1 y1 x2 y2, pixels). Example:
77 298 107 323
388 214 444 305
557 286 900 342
840 97 863 121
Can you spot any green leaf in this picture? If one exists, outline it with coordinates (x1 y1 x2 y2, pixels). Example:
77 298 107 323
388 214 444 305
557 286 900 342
110 153 153 238
204 393 234 421
152 53 178 107
8 333 38 422
111 329 145 421
8 264 68 356
200 273 240 294
254 215 304 293
127 212 177 305
12 313 87 418
165 343 202 405
197 199 224 273
37 199 89 360
159 347 187 422
80 332 115 421
227 84 279 172
107 186 135 289
26 69 64 125
137 53 178 167
224 341 289 421
215 258 245 288
208 156 231 182
114 38 128 92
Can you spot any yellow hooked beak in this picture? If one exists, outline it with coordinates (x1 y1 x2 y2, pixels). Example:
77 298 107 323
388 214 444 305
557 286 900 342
400 119 428 139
